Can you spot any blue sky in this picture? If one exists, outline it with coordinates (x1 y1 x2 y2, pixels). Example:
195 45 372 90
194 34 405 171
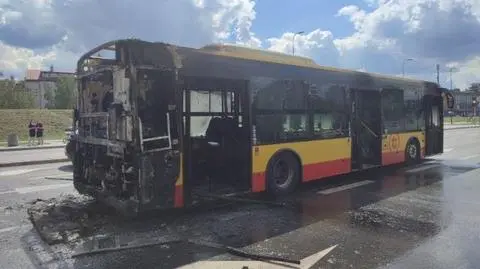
252 0 361 39
1 0 480 89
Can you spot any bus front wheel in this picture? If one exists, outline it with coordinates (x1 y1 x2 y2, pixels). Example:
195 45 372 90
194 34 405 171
266 152 301 196
405 139 420 164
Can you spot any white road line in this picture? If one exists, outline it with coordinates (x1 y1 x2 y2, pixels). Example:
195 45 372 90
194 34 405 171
0 168 42 177
443 148 454 153
15 183 72 194
0 190 17 195
404 164 440 173
0 225 30 234
317 180 374 195
460 154 480 160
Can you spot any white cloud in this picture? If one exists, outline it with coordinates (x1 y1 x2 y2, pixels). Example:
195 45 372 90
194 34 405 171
0 42 55 77
266 29 340 67
3 0 480 89
0 0 259 74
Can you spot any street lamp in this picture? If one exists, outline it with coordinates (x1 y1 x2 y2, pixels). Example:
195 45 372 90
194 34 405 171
292 31 304 56
449 67 457 90
402 58 414 77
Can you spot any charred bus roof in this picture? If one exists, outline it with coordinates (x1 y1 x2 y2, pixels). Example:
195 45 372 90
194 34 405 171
76 39 439 90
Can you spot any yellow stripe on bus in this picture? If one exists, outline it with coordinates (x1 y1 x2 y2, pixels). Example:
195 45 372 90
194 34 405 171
382 131 425 154
252 138 351 173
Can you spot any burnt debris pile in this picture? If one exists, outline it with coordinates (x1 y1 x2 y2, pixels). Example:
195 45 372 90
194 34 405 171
27 194 113 245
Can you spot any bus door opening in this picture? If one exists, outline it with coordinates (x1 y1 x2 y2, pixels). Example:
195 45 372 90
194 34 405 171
351 89 382 170
424 95 443 155
183 78 250 200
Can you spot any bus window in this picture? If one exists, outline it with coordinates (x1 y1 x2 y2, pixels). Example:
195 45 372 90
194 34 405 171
308 83 348 139
255 114 284 143
282 114 308 139
313 112 348 138
381 88 405 133
404 89 419 131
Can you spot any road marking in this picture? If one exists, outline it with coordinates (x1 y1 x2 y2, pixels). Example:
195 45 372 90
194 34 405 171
178 244 337 269
443 148 454 153
0 183 72 195
460 154 480 160
404 164 440 173
317 180 374 195
0 190 16 195
15 183 72 194
0 168 42 177
0 224 30 234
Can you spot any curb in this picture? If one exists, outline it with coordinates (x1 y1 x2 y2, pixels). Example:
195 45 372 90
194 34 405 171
444 125 480 130
0 145 65 152
0 158 70 168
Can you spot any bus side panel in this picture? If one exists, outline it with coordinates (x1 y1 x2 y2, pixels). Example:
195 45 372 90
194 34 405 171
381 131 425 165
251 138 351 192
174 153 184 208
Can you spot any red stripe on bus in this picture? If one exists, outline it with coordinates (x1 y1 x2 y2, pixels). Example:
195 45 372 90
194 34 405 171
252 158 351 192
382 151 405 165
252 172 266 192
302 158 351 182
174 185 184 208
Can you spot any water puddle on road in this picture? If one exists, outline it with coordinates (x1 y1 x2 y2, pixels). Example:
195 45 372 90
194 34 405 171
24 160 479 268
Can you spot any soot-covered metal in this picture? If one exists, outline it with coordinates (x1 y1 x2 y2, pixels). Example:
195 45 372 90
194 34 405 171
73 39 183 216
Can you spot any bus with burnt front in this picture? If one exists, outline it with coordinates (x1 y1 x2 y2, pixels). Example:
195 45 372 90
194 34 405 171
73 39 450 215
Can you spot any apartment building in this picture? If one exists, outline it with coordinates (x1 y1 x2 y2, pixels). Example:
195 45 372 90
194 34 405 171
24 66 75 108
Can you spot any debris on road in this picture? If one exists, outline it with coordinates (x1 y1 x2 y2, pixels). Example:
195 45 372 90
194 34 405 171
27 194 112 245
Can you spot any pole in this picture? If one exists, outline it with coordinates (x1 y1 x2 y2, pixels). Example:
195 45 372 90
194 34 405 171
436 64 440 84
402 58 413 77
449 68 453 90
292 31 304 56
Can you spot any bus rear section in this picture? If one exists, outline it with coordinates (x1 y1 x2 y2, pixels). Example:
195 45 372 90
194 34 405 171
73 40 183 215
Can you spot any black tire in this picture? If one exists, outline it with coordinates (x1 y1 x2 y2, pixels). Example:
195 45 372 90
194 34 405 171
266 151 301 196
405 139 420 164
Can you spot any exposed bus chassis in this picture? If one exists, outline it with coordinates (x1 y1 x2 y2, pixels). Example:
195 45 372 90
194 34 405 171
73 40 182 216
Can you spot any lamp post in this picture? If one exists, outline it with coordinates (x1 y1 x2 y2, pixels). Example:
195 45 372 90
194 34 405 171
449 67 458 90
292 31 304 56
402 58 414 77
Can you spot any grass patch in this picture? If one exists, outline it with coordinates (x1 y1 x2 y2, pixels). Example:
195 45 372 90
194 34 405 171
0 109 72 141
444 116 480 125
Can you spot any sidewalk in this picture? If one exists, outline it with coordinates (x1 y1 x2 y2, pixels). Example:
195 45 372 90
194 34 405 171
444 124 480 130
0 147 69 167
0 140 65 152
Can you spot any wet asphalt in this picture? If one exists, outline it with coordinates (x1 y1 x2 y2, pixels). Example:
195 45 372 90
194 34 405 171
1 128 480 269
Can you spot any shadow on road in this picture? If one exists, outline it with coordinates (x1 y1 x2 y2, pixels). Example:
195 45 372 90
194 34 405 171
58 165 73 173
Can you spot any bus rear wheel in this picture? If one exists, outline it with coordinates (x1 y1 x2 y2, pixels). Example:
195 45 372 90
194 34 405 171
266 152 300 196
405 139 420 164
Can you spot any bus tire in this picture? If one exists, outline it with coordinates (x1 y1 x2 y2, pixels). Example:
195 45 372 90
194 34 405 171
405 139 420 164
266 151 301 196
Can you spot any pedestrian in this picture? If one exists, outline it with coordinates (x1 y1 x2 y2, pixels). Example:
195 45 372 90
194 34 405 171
28 120 36 146
36 121 44 145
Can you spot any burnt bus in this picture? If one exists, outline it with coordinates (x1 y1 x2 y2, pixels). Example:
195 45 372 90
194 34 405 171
73 39 452 216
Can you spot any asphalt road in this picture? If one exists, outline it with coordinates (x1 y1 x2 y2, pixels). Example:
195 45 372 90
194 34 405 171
0 128 480 269
0 148 67 166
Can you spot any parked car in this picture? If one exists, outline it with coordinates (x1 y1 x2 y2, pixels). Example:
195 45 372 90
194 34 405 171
65 129 77 164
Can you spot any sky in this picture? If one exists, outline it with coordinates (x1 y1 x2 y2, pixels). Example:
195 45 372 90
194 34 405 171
1 0 480 89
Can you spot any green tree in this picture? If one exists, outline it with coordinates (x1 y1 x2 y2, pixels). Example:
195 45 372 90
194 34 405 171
54 77 76 109
0 78 35 109
43 85 55 109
